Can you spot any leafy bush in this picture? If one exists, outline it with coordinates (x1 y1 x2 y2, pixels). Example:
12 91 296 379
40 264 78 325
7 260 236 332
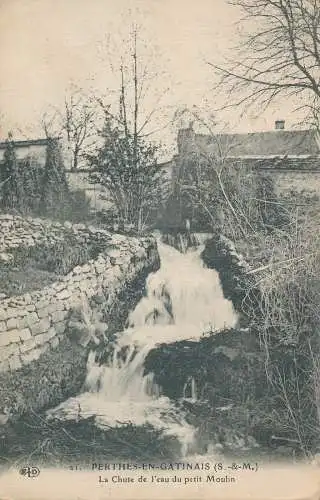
0 137 93 223
87 114 169 234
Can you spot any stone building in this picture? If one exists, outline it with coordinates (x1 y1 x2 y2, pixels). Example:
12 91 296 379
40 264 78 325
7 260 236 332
171 121 320 196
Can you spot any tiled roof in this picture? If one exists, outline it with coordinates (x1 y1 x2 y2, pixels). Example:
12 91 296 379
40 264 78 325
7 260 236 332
196 129 320 156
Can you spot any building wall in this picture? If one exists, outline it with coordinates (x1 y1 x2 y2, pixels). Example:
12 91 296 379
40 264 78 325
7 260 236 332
171 155 320 196
67 171 114 212
0 144 47 166
174 128 320 197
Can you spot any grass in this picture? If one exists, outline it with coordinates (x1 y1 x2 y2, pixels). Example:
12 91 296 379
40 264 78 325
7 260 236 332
0 414 182 471
0 266 58 298
0 235 107 298
200 197 320 455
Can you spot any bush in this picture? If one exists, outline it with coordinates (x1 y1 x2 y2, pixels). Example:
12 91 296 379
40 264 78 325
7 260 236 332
233 207 320 453
0 137 94 223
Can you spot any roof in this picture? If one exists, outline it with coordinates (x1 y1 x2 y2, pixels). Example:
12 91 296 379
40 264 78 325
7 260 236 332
195 129 320 157
0 137 60 149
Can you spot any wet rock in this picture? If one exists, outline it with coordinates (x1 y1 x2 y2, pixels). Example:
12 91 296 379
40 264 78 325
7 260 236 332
144 328 266 401
0 413 9 426
0 252 13 263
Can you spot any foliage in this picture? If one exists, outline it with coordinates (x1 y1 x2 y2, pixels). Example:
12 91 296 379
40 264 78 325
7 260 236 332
2 415 181 468
0 136 93 222
46 189 93 224
175 147 289 239
88 116 168 233
0 265 58 298
244 221 319 343
15 235 103 274
40 138 70 216
20 158 44 212
240 208 320 448
0 233 105 297
60 189 93 223
214 205 320 452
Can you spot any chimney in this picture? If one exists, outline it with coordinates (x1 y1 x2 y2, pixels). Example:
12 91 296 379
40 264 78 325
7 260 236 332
177 126 196 154
275 120 285 130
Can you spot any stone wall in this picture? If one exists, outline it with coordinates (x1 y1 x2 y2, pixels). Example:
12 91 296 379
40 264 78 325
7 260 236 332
0 215 159 422
0 213 111 256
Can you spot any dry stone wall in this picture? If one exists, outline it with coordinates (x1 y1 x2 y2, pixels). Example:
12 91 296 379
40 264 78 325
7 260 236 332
0 214 112 258
0 214 159 422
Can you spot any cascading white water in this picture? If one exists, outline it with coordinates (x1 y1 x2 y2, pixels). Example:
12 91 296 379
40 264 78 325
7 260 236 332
47 241 238 455
183 377 198 401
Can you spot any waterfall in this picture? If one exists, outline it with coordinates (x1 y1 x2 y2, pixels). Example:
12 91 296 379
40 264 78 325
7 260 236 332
161 231 213 253
183 377 198 401
47 241 238 456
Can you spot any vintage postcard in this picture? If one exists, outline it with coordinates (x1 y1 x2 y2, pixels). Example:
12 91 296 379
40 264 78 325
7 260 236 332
0 0 320 499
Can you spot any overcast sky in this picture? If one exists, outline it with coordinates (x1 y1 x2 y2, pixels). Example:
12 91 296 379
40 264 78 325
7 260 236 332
0 0 306 145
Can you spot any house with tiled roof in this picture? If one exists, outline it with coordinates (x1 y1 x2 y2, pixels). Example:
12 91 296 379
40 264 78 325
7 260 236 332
173 121 320 195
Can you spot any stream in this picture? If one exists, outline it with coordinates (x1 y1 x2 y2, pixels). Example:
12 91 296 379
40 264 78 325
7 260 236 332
46 240 239 459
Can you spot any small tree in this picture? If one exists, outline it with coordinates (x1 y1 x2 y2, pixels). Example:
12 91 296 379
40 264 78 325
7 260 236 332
88 28 169 232
88 116 167 232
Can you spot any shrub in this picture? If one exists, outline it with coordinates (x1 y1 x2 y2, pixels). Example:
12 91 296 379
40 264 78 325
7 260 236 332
0 137 93 223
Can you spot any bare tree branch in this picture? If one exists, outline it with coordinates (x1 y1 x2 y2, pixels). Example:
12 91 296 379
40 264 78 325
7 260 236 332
211 0 320 117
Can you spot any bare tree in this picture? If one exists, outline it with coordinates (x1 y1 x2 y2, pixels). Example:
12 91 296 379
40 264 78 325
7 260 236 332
173 108 285 239
95 22 173 141
211 0 320 117
41 110 60 139
40 87 98 171
61 87 97 171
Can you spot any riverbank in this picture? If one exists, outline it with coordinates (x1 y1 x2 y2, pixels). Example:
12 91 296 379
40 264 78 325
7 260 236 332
199 224 320 456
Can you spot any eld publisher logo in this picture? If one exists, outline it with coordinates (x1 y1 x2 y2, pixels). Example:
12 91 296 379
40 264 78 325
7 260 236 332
19 466 40 479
